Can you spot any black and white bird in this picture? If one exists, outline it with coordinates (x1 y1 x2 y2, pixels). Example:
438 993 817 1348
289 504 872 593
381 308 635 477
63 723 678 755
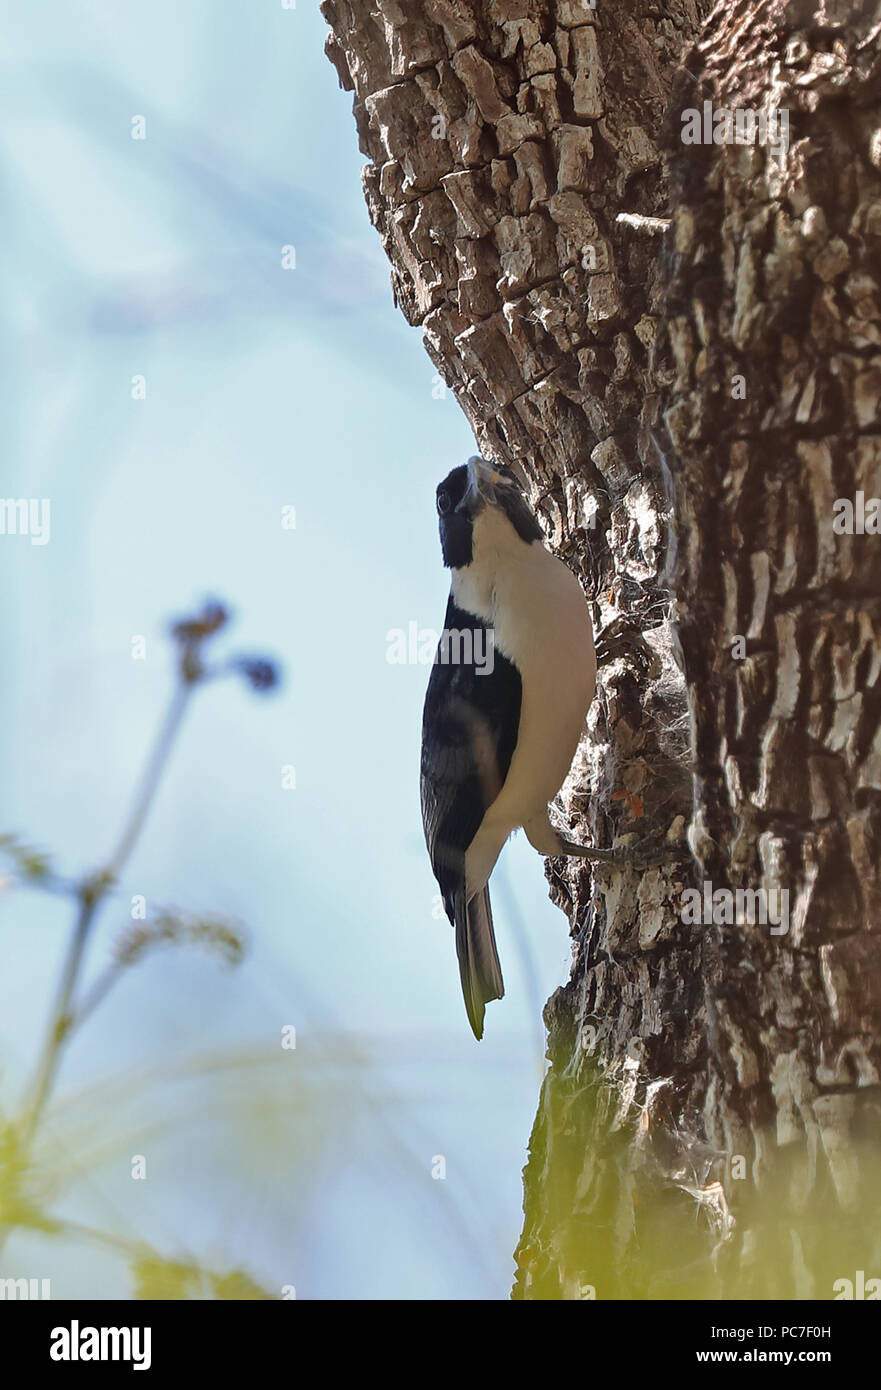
420 455 618 1039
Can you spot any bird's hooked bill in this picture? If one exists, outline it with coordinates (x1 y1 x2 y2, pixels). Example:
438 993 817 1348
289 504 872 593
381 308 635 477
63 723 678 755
467 455 505 502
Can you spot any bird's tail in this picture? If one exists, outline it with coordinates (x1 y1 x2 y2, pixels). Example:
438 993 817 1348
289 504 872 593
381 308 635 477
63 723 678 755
454 885 504 1041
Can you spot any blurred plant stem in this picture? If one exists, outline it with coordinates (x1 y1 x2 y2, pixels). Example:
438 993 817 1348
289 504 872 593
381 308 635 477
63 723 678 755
0 599 279 1263
19 682 192 1152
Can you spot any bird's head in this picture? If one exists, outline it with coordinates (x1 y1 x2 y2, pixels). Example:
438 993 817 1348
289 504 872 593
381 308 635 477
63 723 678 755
435 456 544 568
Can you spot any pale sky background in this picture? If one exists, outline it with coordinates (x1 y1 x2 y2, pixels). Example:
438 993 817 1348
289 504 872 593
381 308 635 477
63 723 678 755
0 0 573 1300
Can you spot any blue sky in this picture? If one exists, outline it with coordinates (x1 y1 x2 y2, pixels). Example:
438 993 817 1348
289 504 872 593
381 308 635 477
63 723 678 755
0 0 573 1299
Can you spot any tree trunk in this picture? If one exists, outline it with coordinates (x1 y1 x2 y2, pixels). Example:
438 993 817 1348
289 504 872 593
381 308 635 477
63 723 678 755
323 0 881 1299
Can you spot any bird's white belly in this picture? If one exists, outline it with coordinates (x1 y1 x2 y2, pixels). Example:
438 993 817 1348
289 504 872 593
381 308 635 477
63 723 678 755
492 622 595 830
452 507 597 832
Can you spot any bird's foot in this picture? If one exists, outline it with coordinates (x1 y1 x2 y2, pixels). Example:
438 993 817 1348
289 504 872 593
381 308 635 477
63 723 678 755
556 834 682 869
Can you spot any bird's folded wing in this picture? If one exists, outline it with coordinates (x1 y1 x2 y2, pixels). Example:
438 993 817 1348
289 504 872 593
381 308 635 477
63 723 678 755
420 603 521 907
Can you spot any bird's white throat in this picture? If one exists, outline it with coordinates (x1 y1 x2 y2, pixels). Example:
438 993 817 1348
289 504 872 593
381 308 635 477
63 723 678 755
450 506 579 670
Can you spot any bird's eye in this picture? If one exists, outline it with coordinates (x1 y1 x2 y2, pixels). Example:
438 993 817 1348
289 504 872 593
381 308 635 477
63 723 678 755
437 490 452 516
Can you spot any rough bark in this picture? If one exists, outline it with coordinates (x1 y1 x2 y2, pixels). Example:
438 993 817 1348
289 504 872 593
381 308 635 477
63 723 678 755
323 0 881 1299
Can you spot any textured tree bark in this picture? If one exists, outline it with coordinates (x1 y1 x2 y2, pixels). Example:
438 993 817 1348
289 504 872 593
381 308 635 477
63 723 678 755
323 0 881 1299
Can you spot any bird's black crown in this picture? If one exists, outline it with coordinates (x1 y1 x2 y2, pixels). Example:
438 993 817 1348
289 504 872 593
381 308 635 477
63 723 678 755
435 458 543 569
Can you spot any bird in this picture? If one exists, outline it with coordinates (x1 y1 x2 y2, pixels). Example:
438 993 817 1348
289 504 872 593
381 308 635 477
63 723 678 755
420 455 619 1039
